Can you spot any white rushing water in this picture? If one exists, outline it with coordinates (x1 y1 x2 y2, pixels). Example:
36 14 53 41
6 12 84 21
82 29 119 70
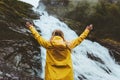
20 0 120 80
19 0 39 8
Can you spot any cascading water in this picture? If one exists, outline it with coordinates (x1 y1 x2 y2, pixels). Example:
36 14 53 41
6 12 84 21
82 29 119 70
20 0 120 80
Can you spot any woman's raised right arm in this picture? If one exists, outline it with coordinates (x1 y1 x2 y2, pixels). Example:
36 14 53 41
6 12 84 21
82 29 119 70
26 22 51 48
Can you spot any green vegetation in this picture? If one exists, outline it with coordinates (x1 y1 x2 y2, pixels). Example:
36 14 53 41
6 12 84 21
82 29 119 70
66 0 120 41
0 0 38 26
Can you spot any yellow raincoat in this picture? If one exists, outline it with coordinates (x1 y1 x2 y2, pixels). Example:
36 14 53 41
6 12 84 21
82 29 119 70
29 26 90 80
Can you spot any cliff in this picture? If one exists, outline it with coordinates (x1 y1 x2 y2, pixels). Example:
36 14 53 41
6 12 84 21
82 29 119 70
0 0 42 79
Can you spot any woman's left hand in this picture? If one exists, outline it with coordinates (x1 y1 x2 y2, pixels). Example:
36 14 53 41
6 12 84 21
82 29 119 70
25 22 33 28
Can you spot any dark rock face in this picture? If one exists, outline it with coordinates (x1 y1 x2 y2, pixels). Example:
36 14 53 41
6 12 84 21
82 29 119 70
0 40 42 79
0 0 42 79
0 22 42 80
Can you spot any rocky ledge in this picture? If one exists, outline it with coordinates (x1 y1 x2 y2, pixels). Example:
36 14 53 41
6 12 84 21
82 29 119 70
0 0 42 79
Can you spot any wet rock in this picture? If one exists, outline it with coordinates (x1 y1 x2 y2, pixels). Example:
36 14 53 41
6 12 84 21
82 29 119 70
0 39 42 79
97 39 120 63
0 0 42 79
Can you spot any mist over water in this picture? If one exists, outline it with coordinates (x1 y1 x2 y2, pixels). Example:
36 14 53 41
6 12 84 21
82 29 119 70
21 0 120 80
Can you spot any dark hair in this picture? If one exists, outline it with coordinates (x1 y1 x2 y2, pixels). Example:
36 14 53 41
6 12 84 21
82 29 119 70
50 29 65 41
52 30 64 37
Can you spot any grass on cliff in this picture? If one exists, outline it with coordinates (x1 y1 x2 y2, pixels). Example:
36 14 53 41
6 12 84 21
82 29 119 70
0 0 39 26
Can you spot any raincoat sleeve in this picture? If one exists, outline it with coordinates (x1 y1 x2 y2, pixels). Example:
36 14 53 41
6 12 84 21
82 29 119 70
29 26 51 48
68 29 90 49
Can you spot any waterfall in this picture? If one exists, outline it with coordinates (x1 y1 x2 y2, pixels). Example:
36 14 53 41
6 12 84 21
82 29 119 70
20 0 120 80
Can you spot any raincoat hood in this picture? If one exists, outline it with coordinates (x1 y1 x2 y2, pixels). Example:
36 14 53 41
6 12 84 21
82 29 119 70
51 36 66 48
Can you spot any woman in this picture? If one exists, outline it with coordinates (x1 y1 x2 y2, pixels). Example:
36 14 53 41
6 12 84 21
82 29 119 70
26 22 93 80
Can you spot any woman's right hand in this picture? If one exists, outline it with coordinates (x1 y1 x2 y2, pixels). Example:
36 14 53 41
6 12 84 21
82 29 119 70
25 22 33 28
86 24 93 31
